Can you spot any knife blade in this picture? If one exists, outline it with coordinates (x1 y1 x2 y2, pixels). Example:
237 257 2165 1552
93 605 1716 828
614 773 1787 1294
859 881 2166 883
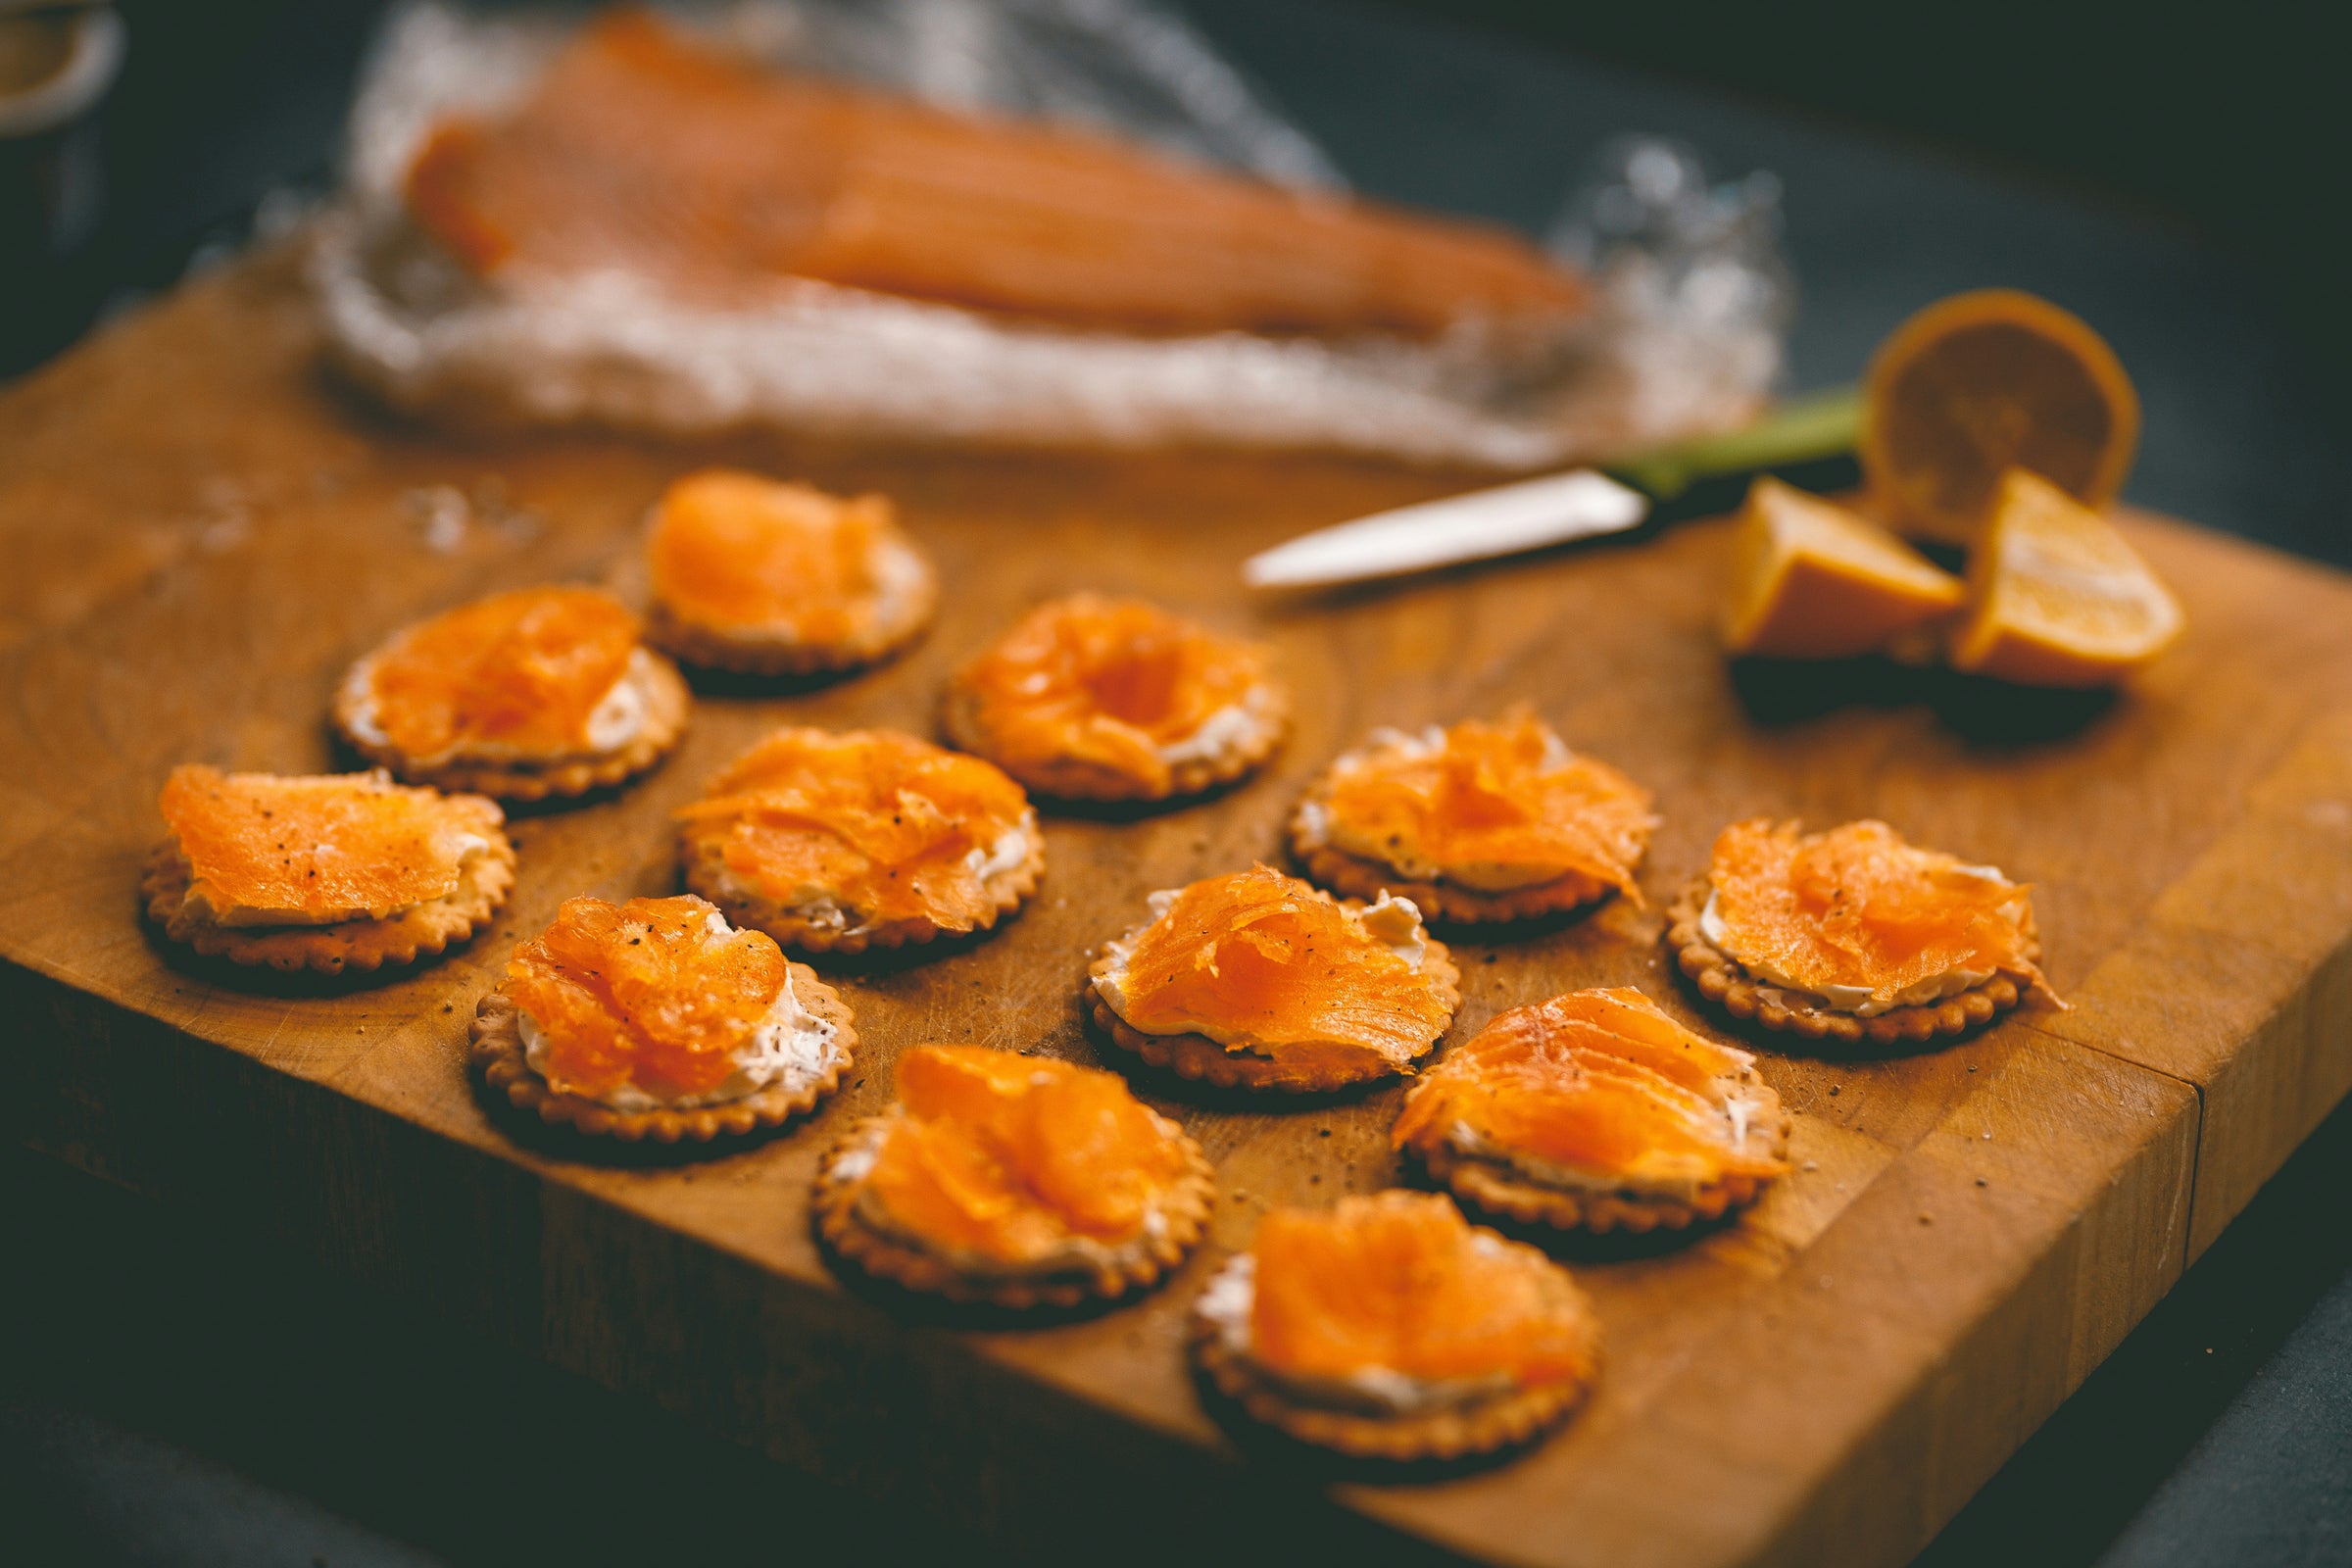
1239 385 1863 590
1240 468 1647 589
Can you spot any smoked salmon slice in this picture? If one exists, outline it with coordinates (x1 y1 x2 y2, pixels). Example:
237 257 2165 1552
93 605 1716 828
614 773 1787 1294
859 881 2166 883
159 764 501 924
1099 864 1450 1067
1706 818 2050 1010
1314 711 1654 900
860 1046 1199 1265
1394 988 1788 1193
676 727 1034 934
404 9 1589 338
647 469 892 638
355 586 643 760
505 894 790 1105
1250 1192 1597 1387
949 594 1279 800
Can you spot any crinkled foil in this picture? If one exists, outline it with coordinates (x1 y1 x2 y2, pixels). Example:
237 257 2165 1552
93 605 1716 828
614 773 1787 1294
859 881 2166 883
312 0 1788 467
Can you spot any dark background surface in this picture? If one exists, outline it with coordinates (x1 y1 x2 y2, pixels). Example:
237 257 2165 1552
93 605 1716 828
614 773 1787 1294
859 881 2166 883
3 1 2348 1563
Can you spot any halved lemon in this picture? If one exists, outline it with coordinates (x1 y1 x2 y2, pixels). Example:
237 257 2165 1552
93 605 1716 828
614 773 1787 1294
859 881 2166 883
1721 477 1965 659
1862 289 2139 545
1947 468 2183 686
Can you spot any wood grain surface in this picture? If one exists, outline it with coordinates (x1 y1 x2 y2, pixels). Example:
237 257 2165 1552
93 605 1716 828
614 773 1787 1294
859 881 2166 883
4 246 2350 1568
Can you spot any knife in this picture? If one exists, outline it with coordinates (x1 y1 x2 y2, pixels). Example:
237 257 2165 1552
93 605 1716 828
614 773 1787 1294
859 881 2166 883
1241 385 1861 590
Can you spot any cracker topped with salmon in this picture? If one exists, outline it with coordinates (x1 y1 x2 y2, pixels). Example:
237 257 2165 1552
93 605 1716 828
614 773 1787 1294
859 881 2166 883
142 764 514 976
1291 710 1655 923
644 469 937 676
1088 864 1458 1092
945 594 1287 804
1395 988 1789 1233
471 893 854 1144
1668 818 2061 1050
1191 1191 1600 1461
334 585 688 802
814 1045 1213 1309
676 726 1042 956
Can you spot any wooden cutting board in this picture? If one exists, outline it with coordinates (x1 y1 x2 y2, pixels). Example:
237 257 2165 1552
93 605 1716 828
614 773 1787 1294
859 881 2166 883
5 246 2350 1568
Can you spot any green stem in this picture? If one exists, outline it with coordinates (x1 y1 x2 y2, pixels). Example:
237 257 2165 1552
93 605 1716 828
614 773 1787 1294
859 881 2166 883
1606 384 1863 501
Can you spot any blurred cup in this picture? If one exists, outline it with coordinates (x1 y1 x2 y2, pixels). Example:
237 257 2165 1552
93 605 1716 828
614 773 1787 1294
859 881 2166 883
3 2 125 357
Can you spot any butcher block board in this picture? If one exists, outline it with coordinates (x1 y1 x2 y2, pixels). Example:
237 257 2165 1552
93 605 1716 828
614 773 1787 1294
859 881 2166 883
5 247 2352 1568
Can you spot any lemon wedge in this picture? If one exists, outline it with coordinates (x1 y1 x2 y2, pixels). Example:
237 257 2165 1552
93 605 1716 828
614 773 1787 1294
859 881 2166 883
1721 477 1965 659
1947 468 2183 686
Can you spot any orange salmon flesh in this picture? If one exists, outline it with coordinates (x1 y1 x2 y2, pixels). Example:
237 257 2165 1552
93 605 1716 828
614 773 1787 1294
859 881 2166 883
1394 987 1787 1189
505 894 792 1104
1321 711 1653 898
677 728 1031 932
647 469 894 637
861 1045 1195 1265
358 586 642 760
1707 818 2051 1007
405 10 1589 338
160 765 501 923
957 595 1270 797
1250 1192 1595 1386
1107 864 1449 1065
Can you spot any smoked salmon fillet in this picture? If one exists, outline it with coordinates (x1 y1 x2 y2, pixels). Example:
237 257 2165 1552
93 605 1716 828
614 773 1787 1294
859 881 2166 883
404 9 1589 338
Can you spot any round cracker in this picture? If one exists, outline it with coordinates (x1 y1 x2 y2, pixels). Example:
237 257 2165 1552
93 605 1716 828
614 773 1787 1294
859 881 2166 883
335 649 689 803
681 811 1044 956
812 1110 1215 1308
468 973 854 1144
940 678 1288 804
646 534 938 676
141 833 514 977
1405 1113 1789 1235
1663 880 2036 1051
1187 1256 1598 1461
1084 940 1460 1094
1291 833 1617 925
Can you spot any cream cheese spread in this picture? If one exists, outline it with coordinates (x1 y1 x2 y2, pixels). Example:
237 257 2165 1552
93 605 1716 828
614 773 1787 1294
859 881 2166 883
581 648 655 751
868 536 933 628
960 813 1037 884
1156 682 1283 767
